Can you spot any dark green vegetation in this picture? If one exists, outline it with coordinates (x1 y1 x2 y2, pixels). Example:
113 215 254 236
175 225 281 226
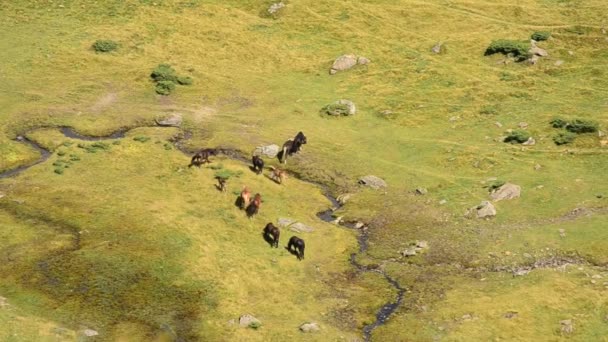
553 131 576 145
485 39 531 60
531 31 551 41
150 64 193 95
504 129 531 144
92 39 119 53
1 1 607 341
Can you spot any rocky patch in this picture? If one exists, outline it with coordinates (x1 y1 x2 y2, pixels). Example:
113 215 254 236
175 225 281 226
358 175 387 189
329 54 370 74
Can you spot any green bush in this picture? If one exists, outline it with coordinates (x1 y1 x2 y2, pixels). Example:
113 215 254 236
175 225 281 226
155 80 176 95
176 76 193 85
133 136 151 143
550 117 568 128
150 64 178 83
92 40 119 53
504 130 530 144
553 132 576 145
485 40 531 61
531 31 551 41
566 119 599 134
321 103 350 116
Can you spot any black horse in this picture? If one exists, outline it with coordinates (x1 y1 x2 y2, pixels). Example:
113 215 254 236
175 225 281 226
189 148 218 167
263 223 280 248
287 236 305 260
252 155 264 175
279 131 307 164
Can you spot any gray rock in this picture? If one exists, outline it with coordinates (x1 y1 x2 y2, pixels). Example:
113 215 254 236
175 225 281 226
522 137 536 145
529 46 548 57
336 99 356 115
357 56 370 65
490 183 521 201
534 164 542 171
253 144 280 158
83 329 98 337
504 311 518 319
559 228 566 238
416 240 429 249
239 314 261 328
467 201 496 218
415 188 428 195
401 247 417 257
336 193 352 205
299 322 321 333
518 122 528 129
439 199 447 205
512 268 530 277
323 99 356 116
560 319 574 334
330 54 358 74
289 222 314 233
155 113 182 127
495 122 503 128
267 2 285 15
431 42 443 54
354 221 365 229
555 60 564 66
358 175 387 189
0 296 8 308
527 55 540 65
278 218 295 227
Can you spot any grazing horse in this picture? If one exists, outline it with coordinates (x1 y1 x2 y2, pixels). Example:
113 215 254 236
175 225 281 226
189 148 217 167
287 236 305 260
252 155 264 175
269 166 287 184
246 193 262 218
215 176 227 192
238 186 251 209
280 131 307 164
263 222 280 248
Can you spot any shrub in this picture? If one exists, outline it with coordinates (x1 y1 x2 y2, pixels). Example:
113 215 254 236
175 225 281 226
321 103 350 116
550 117 568 128
133 136 151 143
487 180 506 192
504 130 530 144
54 168 64 175
155 80 176 95
566 119 599 134
485 40 531 61
176 76 193 85
69 154 81 161
92 40 119 53
553 132 576 145
151 64 178 83
57 150 66 156
248 321 262 329
531 31 551 41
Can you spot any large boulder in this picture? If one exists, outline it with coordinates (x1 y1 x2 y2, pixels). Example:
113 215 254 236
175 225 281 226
155 113 182 127
330 54 358 74
267 2 285 15
466 201 496 218
358 175 387 189
322 100 356 116
253 144 280 158
289 222 314 233
299 322 321 333
239 314 261 328
490 183 521 201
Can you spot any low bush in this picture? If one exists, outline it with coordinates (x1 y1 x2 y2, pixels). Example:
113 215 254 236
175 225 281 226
553 132 576 145
550 117 567 128
150 64 193 95
566 119 599 134
176 76 193 85
92 40 119 53
485 40 531 61
531 31 551 41
487 180 506 192
155 81 176 95
479 105 498 115
133 136 151 143
151 64 177 83
504 130 530 144
321 103 350 116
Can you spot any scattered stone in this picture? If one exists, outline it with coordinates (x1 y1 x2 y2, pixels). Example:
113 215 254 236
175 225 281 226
534 164 542 171
354 221 365 229
0 192 4 199
358 175 387 189
289 222 314 233
461 314 473 321
449 116 459 122
495 122 503 128
592 274 603 279
431 42 443 54
439 199 447 205
253 144 280 158
299 322 321 333
267 2 285 15
239 314 262 328
415 188 428 195
330 216 343 225
380 109 393 116
227 319 236 325
336 193 352 205
0 296 8 308
329 54 358 74
518 122 529 129
83 329 99 337
529 46 548 57
490 183 521 201
357 56 370 65
16 135 25 141
560 319 574 334
523 253 533 258
504 311 518 319
559 229 566 238
555 60 564 66
416 240 429 249
522 137 536 146
323 99 357 116
155 113 182 127
512 268 530 277
568 51 574 56
599 130 606 138
401 247 417 257
467 201 497 219
277 218 295 227
527 55 540 65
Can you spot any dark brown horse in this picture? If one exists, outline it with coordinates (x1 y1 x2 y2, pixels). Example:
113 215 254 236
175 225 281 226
252 155 264 175
279 131 307 164
287 236 305 260
246 193 262 218
263 222 280 248
189 148 217 167
237 186 251 209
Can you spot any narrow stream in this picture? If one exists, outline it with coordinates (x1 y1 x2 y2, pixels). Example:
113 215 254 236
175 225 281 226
1 125 405 340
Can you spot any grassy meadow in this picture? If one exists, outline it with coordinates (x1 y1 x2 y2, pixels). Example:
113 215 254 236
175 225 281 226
1 0 607 341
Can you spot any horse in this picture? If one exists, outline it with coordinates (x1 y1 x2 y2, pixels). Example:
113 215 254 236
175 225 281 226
189 148 217 167
287 236 305 260
246 193 262 218
269 166 287 184
263 222 280 248
252 155 264 175
280 131 307 164
237 186 251 209
215 176 227 192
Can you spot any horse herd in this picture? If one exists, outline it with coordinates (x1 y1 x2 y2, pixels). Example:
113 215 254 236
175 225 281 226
189 131 308 260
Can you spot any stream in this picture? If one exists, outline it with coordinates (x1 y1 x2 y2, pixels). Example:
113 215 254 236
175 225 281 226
0 125 405 341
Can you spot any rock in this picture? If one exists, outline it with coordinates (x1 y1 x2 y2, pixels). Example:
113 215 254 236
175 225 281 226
330 216 343 225
380 110 393 116
523 253 532 258
0 296 8 308
83 329 98 337
416 240 429 249
490 183 521 201
559 228 566 238
299 322 321 333
518 122 528 129
555 60 564 66
354 221 365 229
431 42 443 54
239 314 261 328
560 319 574 334
568 51 574 56
253 144 280 158
439 199 447 205
358 175 387 189
330 54 358 74
401 247 417 257
512 268 530 277
461 314 473 321
267 2 285 15
529 46 548 57
599 130 606 138
522 137 536 146
592 274 602 279
323 99 356 116
337 100 356 115
415 188 428 195
155 113 182 127
504 311 518 319
467 201 497 219
289 222 314 233
357 56 370 65
534 164 542 171
495 122 503 128
277 218 295 227
336 193 352 205
0 192 4 199
527 55 540 65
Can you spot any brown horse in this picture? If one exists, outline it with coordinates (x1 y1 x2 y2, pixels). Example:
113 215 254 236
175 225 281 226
287 236 305 260
269 166 288 184
238 186 251 209
189 148 217 167
263 222 280 248
246 193 262 218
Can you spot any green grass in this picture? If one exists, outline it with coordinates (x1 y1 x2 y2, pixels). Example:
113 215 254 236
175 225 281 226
1 0 607 340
